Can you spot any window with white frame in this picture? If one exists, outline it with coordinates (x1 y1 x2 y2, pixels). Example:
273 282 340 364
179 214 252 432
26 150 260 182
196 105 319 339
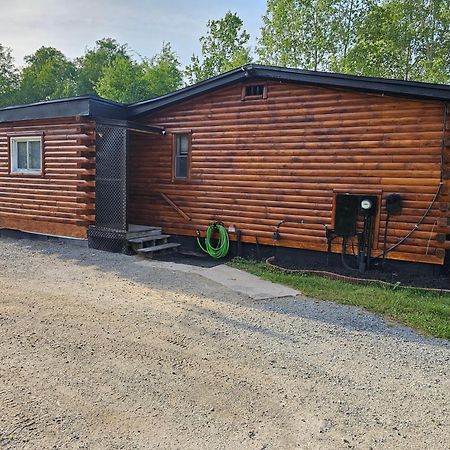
10 136 42 174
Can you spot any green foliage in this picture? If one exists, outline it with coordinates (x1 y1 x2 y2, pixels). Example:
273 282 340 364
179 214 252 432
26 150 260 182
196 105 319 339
331 0 372 71
229 258 450 340
258 0 342 70
332 0 450 82
95 55 145 103
0 37 182 107
257 0 450 82
0 44 19 107
2 1 450 108
19 46 78 104
96 43 182 103
419 0 450 83
185 11 252 84
140 43 183 98
76 38 130 95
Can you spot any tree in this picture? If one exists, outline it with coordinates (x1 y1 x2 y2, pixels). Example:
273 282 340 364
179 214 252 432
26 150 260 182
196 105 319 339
0 44 19 107
331 0 372 72
257 0 340 71
343 0 418 79
19 47 77 103
344 0 450 82
417 0 450 83
95 55 145 103
140 43 182 98
257 0 450 82
185 11 252 84
96 43 183 103
77 38 130 95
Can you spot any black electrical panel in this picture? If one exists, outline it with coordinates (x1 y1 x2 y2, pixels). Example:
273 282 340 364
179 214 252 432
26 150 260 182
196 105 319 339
334 194 359 237
386 193 402 214
335 194 379 237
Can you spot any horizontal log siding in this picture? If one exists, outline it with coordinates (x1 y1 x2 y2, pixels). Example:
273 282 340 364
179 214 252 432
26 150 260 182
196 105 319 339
129 81 447 265
0 117 95 238
444 107 450 251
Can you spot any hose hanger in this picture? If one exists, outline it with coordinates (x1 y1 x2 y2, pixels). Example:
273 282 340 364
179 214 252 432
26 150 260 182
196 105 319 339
197 222 230 259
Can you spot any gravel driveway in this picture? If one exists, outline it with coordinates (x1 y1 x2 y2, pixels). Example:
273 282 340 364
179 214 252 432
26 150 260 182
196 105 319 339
0 237 449 450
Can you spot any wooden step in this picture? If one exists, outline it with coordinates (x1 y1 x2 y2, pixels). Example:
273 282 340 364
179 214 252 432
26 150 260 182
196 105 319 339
128 224 159 233
127 225 162 238
136 243 181 254
128 234 170 244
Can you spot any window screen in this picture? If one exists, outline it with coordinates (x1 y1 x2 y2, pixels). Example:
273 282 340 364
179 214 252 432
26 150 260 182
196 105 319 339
174 134 190 179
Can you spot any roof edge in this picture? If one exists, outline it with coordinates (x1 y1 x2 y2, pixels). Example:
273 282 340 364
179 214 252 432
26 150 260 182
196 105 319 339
1 65 449 124
0 96 127 123
127 64 450 119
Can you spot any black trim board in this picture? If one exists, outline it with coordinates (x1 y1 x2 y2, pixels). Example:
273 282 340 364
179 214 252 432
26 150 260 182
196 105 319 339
94 117 165 135
128 67 251 117
0 96 126 123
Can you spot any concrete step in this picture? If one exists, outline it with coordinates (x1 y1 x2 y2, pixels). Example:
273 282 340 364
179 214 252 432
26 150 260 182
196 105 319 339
136 243 181 254
128 234 170 244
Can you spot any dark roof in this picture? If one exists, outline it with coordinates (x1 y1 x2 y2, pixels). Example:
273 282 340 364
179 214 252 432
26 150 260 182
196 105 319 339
128 64 450 118
0 95 126 123
1 65 450 123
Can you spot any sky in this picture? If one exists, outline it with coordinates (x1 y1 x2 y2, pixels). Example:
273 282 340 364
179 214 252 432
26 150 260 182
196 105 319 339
0 0 267 67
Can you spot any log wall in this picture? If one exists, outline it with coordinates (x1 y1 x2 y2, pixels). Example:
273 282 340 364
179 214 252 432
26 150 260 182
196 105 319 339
443 108 450 255
128 81 448 265
0 117 95 238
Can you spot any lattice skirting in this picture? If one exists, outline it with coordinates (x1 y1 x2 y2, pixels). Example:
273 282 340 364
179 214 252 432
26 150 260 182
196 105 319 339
87 226 132 254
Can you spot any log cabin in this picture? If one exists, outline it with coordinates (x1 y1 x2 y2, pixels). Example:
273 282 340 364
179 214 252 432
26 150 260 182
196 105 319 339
0 65 449 272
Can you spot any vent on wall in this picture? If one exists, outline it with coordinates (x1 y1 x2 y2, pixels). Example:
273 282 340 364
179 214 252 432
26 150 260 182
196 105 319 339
242 84 267 100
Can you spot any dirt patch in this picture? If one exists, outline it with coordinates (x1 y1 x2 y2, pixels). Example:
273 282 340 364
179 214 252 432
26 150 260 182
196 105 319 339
272 255 450 290
0 237 449 449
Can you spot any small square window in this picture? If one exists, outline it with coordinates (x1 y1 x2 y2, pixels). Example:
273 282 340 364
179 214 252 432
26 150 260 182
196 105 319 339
242 84 267 100
10 136 42 174
246 85 264 96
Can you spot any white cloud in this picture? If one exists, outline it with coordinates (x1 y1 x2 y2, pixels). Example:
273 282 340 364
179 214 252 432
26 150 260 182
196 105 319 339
0 0 266 66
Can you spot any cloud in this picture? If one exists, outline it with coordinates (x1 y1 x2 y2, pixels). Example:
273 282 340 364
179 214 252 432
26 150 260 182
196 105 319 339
0 0 265 66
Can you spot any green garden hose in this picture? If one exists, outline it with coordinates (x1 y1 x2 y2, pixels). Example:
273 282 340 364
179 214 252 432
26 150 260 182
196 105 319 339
197 223 230 259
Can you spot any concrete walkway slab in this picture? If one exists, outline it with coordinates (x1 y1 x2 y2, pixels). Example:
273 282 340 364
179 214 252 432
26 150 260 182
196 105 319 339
204 264 298 300
138 259 299 300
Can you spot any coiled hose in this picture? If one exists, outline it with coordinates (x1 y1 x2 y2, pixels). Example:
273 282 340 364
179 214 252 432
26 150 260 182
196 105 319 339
197 223 230 259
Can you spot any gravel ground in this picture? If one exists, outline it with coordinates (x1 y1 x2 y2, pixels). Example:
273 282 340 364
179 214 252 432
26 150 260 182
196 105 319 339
0 237 449 450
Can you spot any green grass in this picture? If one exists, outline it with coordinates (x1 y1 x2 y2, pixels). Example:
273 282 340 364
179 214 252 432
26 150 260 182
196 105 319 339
228 257 450 340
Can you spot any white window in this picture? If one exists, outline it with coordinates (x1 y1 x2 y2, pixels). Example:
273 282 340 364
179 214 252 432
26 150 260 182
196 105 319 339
10 136 42 174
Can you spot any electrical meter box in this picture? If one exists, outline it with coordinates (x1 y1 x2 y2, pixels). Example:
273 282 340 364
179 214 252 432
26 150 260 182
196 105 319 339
334 194 378 236
358 195 378 217
334 194 359 237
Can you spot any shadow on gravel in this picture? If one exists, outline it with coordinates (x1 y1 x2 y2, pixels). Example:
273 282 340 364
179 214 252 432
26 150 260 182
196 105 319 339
8 237 450 350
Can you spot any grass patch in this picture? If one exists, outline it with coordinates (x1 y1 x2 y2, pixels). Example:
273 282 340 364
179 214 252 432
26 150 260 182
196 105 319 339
228 257 450 340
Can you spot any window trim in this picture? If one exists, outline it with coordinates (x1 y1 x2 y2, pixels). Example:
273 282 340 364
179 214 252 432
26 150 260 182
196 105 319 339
241 83 268 101
9 135 44 176
171 131 192 182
